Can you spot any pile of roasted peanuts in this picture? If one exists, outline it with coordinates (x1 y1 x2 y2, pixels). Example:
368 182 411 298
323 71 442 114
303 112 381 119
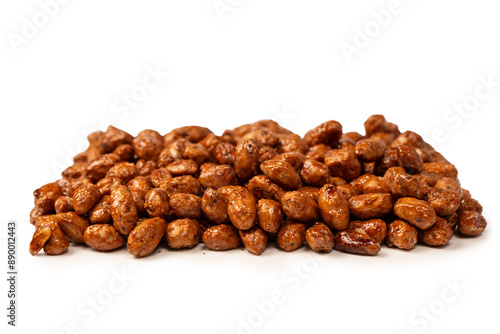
29 115 487 257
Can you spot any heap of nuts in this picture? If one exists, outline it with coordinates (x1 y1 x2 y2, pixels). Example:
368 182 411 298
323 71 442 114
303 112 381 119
29 115 487 258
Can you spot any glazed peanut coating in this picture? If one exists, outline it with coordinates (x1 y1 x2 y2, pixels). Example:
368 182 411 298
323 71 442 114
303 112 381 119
166 218 201 249
227 188 257 230
318 184 350 232
418 217 453 246
348 193 393 220
144 188 170 218
277 220 306 252
386 219 418 250
334 230 381 255
84 224 125 251
239 226 268 255
257 199 283 233
201 188 229 224
457 211 487 236
394 197 437 230
110 185 138 235
203 225 241 251
170 193 202 219
305 223 334 253
73 184 101 215
281 191 319 222
29 116 487 257
260 160 302 190
127 217 167 257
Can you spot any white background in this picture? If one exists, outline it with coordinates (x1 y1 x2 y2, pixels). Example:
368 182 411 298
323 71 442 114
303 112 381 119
1 1 499 334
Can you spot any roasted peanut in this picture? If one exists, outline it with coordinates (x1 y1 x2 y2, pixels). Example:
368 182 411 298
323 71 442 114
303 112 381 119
183 143 210 166
199 164 236 189
170 193 202 219
33 182 62 214
136 159 157 176
304 120 343 147
227 188 257 230
110 185 138 235
281 191 319 222
160 175 201 197
394 197 436 230
214 143 236 165
43 226 70 255
239 226 268 255
241 128 279 148
305 223 334 253
336 184 359 201
201 188 229 224
86 153 121 182
426 187 460 216
318 184 350 231
247 175 286 201
133 129 163 160
203 225 241 251
144 188 170 217
458 189 483 214
305 144 331 162
435 177 462 199
334 230 381 255
348 219 387 244
89 195 112 225
418 217 453 246
260 160 301 190
420 162 458 186
348 193 393 220
54 196 73 213
386 219 418 250
127 217 167 257
127 176 153 216
257 199 283 233
73 183 101 215
57 212 90 243
397 145 424 174
363 177 390 194
391 172 426 199
113 144 135 162
166 218 201 249
100 125 133 152
324 148 362 181
273 152 305 171
150 168 172 188
300 160 330 186
165 159 198 176
96 177 123 196
29 226 53 255
278 133 307 153
457 211 487 236
297 186 320 202
83 224 125 251
277 220 306 252
259 146 279 164
106 161 137 183
355 138 386 162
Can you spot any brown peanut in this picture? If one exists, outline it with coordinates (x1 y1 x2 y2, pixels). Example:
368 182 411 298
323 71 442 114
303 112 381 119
127 217 167 257
394 197 436 229
83 224 125 251
203 224 241 251
166 218 201 249
318 184 350 231
386 219 418 250
277 220 306 252
281 191 319 222
334 230 381 255
305 223 334 253
348 193 393 220
170 193 202 219
239 226 268 255
110 185 138 235
257 199 283 233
